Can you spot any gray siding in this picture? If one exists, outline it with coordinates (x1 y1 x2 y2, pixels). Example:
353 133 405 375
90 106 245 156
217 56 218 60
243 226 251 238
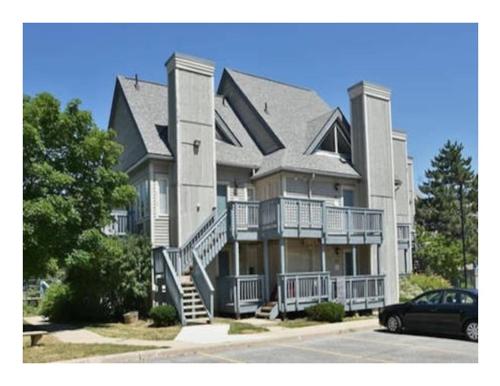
110 86 148 172
392 135 410 223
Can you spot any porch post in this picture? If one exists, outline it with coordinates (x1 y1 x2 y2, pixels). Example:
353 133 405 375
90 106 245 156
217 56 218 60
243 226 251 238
320 239 326 272
352 246 357 276
376 244 381 275
233 241 240 319
263 239 270 302
279 238 286 320
233 241 240 276
279 238 286 273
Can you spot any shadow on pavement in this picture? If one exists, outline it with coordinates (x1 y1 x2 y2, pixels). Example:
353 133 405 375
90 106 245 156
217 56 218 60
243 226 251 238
373 328 476 343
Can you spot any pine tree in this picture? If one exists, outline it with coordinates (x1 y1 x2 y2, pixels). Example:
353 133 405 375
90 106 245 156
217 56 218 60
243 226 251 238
415 140 478 285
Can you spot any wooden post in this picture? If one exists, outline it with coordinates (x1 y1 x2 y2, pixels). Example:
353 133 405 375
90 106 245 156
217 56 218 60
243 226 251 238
279 238 286 274
234 241 240 318
320 240 326 272
404 248 408 274
352 246 357 276
376 244 381 275
263 239 270 302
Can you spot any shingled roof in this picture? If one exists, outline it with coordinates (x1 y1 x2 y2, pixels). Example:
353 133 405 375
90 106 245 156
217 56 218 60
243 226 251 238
111 69 361 179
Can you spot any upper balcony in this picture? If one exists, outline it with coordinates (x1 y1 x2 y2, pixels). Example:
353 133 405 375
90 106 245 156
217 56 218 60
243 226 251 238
229 197 383 245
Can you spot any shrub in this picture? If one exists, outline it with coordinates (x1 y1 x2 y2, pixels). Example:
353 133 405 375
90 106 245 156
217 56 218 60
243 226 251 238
39 283 73 322
305 302 345 323
399 273 451 302
40 232 152 323
149 305 178 327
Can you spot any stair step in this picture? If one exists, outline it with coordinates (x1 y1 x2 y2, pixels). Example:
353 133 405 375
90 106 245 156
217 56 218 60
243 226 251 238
255 311 270 318
182 298 202 304
183 304 205 310
185 310 208 318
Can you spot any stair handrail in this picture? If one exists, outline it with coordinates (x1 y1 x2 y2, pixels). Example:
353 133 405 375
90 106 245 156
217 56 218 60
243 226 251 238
192 210 228 268
166 210 217 274
191 251 214 321
158 247 186 325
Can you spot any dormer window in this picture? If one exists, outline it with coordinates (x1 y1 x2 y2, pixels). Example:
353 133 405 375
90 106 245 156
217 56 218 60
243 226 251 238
315 122 351 161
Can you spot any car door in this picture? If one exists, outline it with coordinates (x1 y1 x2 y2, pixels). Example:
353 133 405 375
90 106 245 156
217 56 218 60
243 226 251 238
435 290 464 334
404 290 444 332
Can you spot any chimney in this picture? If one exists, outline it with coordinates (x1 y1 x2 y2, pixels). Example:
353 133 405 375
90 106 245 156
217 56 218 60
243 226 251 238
348 81 400 304
166 53 216 246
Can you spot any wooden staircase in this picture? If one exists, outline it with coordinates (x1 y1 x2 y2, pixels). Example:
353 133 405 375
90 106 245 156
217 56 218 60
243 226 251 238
255 301 279 320
181 277 210 325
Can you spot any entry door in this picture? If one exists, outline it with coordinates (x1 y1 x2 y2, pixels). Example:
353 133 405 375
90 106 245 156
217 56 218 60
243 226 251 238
217 184 228 215
219 250 230 277
345 251 354 276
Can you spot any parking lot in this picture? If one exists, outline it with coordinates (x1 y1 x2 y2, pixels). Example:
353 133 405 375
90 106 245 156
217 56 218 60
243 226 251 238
153 329 478 363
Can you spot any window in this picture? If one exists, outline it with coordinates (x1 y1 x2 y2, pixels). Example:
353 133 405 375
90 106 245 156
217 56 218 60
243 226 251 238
134 180 149 221
315 123 352 160
342 188 355 207
457 292 476 305
155 174 168 216
247 186 256 201
442 291 459 304
413 291 442 305
285 176 308 197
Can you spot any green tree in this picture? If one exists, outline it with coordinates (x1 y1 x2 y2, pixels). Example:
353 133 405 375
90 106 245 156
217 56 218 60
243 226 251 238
415 140 478 284
23 93 136 278
40 231 152 322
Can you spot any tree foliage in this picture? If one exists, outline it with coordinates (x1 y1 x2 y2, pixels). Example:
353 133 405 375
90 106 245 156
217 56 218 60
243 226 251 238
23 93 136 278
41 231 152 322
415 140 478 282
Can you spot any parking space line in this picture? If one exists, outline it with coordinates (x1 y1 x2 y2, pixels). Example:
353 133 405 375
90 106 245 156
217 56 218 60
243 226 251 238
273 343 391 363
198 352 243 363
340 336 474 357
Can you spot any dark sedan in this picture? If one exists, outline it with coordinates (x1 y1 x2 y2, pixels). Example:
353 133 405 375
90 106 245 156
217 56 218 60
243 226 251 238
379 288 478 341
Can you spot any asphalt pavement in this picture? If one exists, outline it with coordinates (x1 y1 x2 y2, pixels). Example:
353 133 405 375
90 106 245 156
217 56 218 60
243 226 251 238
151 329 478 363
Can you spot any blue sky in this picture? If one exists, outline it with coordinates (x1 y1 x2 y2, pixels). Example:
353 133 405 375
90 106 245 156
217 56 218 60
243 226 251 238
23 23 477 186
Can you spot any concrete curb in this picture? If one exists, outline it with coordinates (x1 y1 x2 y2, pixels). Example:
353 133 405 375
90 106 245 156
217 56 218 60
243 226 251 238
60 318 380 363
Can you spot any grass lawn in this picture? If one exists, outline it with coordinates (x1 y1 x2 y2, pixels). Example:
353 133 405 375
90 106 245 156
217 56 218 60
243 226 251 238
85 320 181 341
228 322 269 335
23 335 156 363
279 313 376 328
278 318 324 328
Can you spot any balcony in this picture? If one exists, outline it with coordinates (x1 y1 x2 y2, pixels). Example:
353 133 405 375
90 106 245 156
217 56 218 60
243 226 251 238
102 209 129 236
216 275 265 315
397 223 411 250
229 197 383 245
216 272 385 316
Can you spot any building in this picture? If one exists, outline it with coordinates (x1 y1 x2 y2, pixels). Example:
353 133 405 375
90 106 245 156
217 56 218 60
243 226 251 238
107 53 416 325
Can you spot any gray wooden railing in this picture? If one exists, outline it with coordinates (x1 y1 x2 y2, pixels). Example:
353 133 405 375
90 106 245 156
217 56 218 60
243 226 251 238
193 210 228 268
165 211 216 275
103 209 128 236
230 201 260 231
331 275 385 310
153 247 185 324
277 272 330 312
192 253 214 321
217 275 264 314
234 197 383 239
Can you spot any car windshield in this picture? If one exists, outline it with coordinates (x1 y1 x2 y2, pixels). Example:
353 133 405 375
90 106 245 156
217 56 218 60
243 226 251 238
413 291 442 305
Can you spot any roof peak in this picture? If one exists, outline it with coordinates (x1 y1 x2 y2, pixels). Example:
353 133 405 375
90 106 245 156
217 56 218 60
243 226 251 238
226 68 313 92
119 75 167 88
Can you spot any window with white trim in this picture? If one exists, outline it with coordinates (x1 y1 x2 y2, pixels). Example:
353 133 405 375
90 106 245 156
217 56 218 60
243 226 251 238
155 174 169 216
134 179 149 221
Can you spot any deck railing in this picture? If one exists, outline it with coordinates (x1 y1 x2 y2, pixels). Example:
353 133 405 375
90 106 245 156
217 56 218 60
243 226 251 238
103 209 128 236
231 201 260 231
277 272 330 312
217 275 265 314
231 197 383 240
331 275 385 310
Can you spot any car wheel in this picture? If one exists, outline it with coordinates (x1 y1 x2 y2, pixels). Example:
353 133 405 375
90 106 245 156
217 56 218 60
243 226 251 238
386 315 402 333
465 321 478 342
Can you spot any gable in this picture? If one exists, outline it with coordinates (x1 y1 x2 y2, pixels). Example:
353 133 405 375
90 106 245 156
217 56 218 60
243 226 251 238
109 81 148 171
